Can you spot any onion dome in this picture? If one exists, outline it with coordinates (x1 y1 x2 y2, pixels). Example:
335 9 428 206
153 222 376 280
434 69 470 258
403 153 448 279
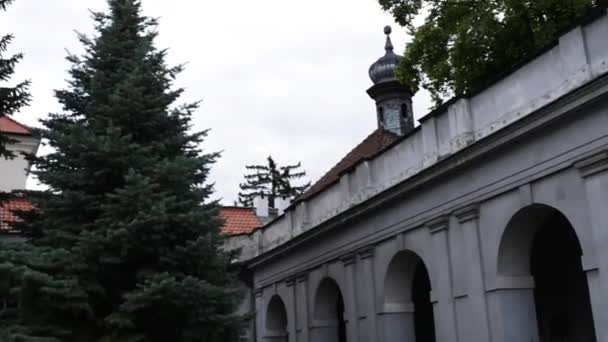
368 26 402 84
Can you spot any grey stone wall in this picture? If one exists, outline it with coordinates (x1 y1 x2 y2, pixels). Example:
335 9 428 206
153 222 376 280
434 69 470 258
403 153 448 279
232 11 608 342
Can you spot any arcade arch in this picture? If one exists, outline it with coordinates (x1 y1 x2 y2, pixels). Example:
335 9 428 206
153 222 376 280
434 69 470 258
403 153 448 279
498 204 597 342
265 295 288 342
383 250 436 342
312 277 347 342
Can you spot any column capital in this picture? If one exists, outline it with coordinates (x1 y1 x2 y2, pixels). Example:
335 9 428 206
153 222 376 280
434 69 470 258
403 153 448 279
453 203 479 223
425 215 450 234
574 150 608 178
340 252 357 266
357 245 375 259
254 288 264 298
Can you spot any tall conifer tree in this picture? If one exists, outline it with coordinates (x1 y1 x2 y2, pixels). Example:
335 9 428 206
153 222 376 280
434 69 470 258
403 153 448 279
0 0 31 159
0 1 243 340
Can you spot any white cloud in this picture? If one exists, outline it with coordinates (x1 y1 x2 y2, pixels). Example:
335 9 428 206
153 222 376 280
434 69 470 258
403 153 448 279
1 0 432 204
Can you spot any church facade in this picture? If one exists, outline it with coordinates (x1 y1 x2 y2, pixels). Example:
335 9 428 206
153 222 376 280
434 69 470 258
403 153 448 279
229 11 608 342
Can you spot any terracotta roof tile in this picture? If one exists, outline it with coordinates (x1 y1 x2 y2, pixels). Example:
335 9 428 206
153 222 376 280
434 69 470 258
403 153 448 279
0 115 32 135
300 129 400 200
220 206 263 236
0 198 34 232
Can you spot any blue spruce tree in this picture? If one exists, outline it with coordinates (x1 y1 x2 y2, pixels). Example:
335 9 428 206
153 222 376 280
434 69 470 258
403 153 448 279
0 1 244 341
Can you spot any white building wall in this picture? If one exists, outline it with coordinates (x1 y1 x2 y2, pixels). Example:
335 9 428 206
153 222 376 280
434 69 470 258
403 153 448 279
0 135 39 192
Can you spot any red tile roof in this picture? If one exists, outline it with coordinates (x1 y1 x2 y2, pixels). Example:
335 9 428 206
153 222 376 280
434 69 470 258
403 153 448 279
220 206 263 236
0 115 32 135
0 198 34 232
300 129 400 200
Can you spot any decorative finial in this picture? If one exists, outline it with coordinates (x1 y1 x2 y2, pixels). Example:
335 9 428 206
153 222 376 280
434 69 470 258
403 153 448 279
384 25 394 52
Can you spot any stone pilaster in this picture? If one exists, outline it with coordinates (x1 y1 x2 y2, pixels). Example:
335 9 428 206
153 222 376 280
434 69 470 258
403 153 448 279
357 245 377 342
575 150 608 342
453 204 491 342
340 253 358 342
254 288 265 342
285 277 297 342
295 272 309 342
426 216 458 342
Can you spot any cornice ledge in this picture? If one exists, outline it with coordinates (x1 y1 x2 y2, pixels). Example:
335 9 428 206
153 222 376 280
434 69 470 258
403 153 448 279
574 150 608 178
425 215 450 234
453 203 480 223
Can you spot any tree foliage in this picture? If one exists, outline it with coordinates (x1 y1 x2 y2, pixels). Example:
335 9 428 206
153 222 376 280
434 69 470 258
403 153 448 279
379 0 604 104
0 0 31 159
0 0 244 340
238 156 310 208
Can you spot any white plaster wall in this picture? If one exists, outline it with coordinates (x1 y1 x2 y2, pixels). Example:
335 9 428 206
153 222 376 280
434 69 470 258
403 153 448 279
585 15 608 77
0 135 39 192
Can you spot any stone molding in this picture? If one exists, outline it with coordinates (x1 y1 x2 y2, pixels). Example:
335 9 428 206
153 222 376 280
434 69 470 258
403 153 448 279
574 150 608 178
486 275 535 292
380 302 415 314
310 319 340 328
453 203 479 223
264 330 288 338
296 272 308 283
425 215 450 234
357 245 375 259
285 275 296 287
254 288 263 298
340 252 356 266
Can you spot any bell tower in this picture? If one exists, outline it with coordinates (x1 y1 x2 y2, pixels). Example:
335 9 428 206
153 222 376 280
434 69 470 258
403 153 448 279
367 26 415 136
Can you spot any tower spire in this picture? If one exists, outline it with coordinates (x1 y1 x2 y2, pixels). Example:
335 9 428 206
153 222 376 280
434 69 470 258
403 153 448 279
367 25 415 136
384 25 394 52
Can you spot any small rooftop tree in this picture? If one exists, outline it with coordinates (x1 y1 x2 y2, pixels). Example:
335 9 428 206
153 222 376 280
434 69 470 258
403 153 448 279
238 156 310 209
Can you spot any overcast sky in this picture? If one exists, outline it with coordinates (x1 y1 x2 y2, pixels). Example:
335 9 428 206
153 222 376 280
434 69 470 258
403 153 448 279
2 0 431 205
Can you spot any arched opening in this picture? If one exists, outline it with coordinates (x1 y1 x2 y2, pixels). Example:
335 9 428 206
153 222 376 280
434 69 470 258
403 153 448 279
383 250 436 342
531 210 596 341
498 204 597 342
412 261 435 342
312 278 347 342
265 295 288 342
